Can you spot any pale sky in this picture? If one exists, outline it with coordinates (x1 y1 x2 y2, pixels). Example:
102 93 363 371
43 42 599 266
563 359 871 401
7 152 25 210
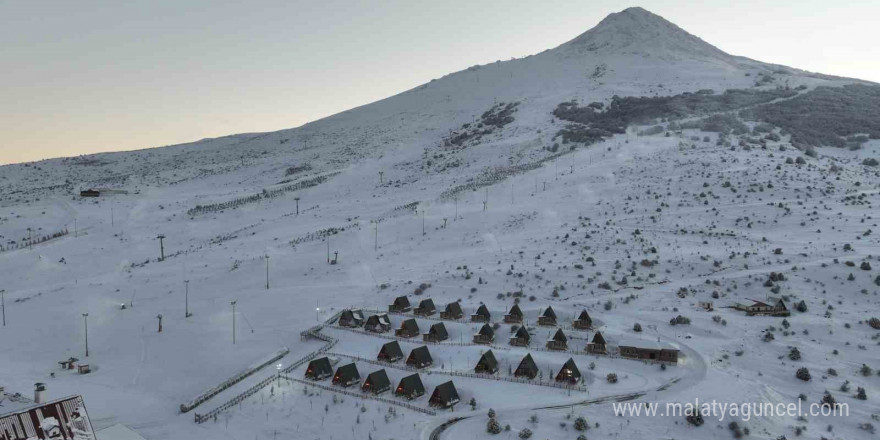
1 0 877 165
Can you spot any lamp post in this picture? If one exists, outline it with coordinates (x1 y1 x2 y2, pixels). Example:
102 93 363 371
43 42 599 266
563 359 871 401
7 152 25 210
265 255 270 290
231 301 237 344
157 234 166 261
1 289 6 327
82 313 89 357
294 197 300 216
184 280 191 318
27 228 32 250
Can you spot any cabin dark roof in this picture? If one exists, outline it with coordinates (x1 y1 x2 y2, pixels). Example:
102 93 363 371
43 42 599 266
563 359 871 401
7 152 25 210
445 302 463 315
476 323 494 337
430 381 460 404
408 346 432 364
397 374 425 395
307 357 333 376
551 328 568 343
508 304 523 317
559 358 581 379
340 309 363 322
418 298 436 310
513 326 531 341
577 309 591 321
379 341 403 358
366 314 390 326
400 318 420 333
393 296 410 307
364 369 390 390
476 350 498 370
592 331 606 345
474 304 491 317
428 322 448 339
334 363 360 382
516 354 539 376
542 306 557 320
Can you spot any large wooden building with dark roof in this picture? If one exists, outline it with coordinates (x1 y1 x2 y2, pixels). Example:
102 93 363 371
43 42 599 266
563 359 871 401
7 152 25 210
395 374 425 400
429 381 460 409
362 369 391 395
406 346 433 369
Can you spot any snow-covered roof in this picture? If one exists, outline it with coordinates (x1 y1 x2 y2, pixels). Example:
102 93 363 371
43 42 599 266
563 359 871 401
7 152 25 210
613 336 678 351
97 423 148 440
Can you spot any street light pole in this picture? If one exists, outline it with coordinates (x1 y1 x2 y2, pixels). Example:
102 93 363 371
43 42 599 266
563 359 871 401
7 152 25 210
231 301 237 344
1 290 6 327
265 255 270 290
157 234 166 261
294 197 300 216
184 280 191 318
82 313 89 357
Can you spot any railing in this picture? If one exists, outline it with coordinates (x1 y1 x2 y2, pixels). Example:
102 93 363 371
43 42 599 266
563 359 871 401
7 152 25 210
281 375 437 416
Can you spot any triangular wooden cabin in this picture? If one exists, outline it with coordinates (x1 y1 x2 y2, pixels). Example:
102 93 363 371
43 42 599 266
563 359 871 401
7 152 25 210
332 363 361 387
514 353 539 379
389 296 412 313
573 309 593 330
304 357 333 380
364 314 391 333
429 381 460 409
470 304 491 322
472 323 495 344
546 328 568 351
474 350 498 374
395 318 420 338
504 304 524 323
537 306 557 326
509 325 530 347
338 309 365 327
440 301 464 320
586 331 607 354
555 358 582 384
414 298 437 316
377 341 403 363
362 369 391 395
423 322 449 342
406 345 433 369
395 374 425 400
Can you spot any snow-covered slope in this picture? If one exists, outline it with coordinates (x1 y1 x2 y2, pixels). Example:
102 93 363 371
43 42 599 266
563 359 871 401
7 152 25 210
1 7 878 440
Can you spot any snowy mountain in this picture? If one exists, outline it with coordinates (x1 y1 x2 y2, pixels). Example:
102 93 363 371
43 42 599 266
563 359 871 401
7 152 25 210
1 7 878 440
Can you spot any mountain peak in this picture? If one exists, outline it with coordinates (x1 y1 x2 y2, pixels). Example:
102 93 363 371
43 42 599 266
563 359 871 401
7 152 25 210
562 7 731 61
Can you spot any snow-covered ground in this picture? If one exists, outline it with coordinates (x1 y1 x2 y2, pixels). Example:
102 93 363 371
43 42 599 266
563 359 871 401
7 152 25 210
1 7 878 440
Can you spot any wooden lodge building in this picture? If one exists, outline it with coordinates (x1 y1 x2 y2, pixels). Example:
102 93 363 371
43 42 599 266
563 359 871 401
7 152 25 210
617 338 679 363
305 357 333 380
440 301 464 320
364 314 391 333
338 309 365 327
378 341 403 363
429 381 460 409
546 328 568 351
573 309 593 330
514 354 539 379
504 304 524 323
537 306 557 326
332 363 361 387
389 296 412 313
471 304 491 322
555 358 582 384
362 369 391 395
80 189 101 198
395 318 420 338
414 298 437 316
733 297 790 317
406 346 433 369
473 323 495 344
509 326 531 347
586 332 607 354
423 322 449 342
396 374 425 400
474 350 498 374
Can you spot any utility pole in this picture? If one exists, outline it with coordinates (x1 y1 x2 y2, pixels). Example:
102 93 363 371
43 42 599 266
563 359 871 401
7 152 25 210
454 196 458 220
421 209 426 236
378 171 384 184
315 300 319 322
265 255 270 290
326 237 330 263
157 314 163 333
74 219 77 238
111 206 114 227
372 220 378 251
27 228 32 250
184 280 191 318
230 301 237 344
294 197 300 216
157 234 166 261
1 290 5 327
82 313 89 357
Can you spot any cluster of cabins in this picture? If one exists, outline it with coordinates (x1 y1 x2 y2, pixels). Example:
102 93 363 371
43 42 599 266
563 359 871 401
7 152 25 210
340 297 679 364
304 347 459 409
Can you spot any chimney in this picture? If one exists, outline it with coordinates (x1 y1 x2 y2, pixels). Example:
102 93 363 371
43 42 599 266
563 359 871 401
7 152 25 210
34 383 46 404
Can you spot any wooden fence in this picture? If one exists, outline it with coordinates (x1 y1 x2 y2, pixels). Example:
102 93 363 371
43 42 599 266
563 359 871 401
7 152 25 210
281 375 437 416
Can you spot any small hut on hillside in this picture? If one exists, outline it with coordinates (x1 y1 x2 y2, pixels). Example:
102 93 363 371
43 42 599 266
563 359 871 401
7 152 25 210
514 354 539 379
395 374 425 400
471 304 491 322
555 358 582 384
586 331 607 354
389 296 412 313
362 369 391 395
509 326 531 347
573 309 593 330
406 346 433 369
474 350 498 374
429 381 460 409
504 304 524 324
305 357 333 380
473 323 495 344
546 328 568 351
414 298 436 316
377 341 403 363
395 318 420 338
423 322 449 342
537 306 557 326
364 314 391 333
332 363 361 387
440 302 464 320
